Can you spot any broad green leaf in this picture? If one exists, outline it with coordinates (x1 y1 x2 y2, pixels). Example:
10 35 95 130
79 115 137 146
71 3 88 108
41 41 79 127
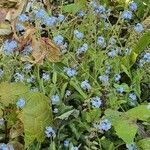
56 109 79 120
62 0 86 14
130 31 150 66
126 105 150 121
137 138 150 150
105 109 138 144
114 119 138 144
70 80 88 99
19 92 53 147
0 82 29 106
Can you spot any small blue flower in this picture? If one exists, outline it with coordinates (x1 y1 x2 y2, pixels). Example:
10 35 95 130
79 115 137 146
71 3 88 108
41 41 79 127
122 10 132 20
14 73 24 82
51 95 60 105
53 35 64 46
98 75 109 85
71 146 79 150
16 98 25 108
94 5 105 14
27 75 35 83
53 108 59 114
3 40 18 55
0 69 4 78
78 10 85 17
94 119 111 131
81 80 91 91
134 23 144 33
116 87 124 94
24 63 32 71
18 14 29 22
57 14 65 22
74 30 84 40
91 96 102 108
64 140 69 147
0 143 8 150
64 67 77 77
129 92 137 106
16 23 25 31
125 48 132 55
76 43 88 55
65 90 71 97
89 1 97 8
42 72 50 81
35 9 47 19
129 2 137 12
22 45 33 56
0 118 4 125
107 50 117 58
97 36 106 47
143 53 150 62
43 16 57 27
114 74 121 82
45 126 56 138
126 143 138 150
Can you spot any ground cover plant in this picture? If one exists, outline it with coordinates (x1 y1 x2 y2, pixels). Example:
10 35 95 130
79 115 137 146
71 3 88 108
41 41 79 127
0 0 150 149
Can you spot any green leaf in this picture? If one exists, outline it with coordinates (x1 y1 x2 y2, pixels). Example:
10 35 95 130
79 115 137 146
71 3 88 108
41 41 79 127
49 141 56 150
126 105 150 121
0 82 29 106
121 64 132 79
105 109 138 144
114 119 138 144
56 109 79 120
62 0 86 14
19 92 53 147
137 138 150 150
130 31 150 66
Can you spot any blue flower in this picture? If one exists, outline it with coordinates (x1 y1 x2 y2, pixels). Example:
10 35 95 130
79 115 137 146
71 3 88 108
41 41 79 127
64 67 77 77
126 143 138 150
122 10 132 20
78 10 85 17
107 50 117 58
125 48 132 55
35 9 47 19
42 72 50 81
16 23 25 31
71 146 79 150
116 87 124 94
53 35 64 46
74 30 84 40
27 75 35 83
51 95 60 105
94 5 105 14
129 2 137 12
53 108 59 114
45 126 56 138
76 43 88 55
129 92 137 106
0 118 4 125
98 75 109 85
91 96 102 108
16 98 25 108
143 53 150 62
14 73 24 82
64 140 69 147
81 80 91 91
3 40 18 55
114 74 121 82
22 45 33 56
57 14 65 22
0 69 4 78
134 23 144 33
43 16 57 27
94 119 111 131
97 36 106 47
18 14 29 22
24 63 32 71
65 90 71 97
0 143 9 150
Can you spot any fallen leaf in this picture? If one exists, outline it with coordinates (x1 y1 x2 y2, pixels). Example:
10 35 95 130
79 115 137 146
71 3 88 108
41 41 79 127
0 22 12 35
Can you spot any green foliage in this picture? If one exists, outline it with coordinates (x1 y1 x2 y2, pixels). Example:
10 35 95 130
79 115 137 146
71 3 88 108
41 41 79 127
137 138 150 150
0 82 29 106
19 92 53 147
